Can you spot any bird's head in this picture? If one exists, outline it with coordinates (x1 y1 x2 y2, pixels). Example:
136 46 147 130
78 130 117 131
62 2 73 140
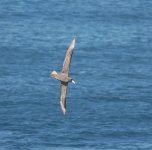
51 70 57 78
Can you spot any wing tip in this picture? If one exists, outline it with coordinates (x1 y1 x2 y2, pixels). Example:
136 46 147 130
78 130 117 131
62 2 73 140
69 38 76 50
60 101 66 115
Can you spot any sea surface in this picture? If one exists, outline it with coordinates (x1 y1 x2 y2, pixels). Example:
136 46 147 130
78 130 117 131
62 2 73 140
0 0 152 149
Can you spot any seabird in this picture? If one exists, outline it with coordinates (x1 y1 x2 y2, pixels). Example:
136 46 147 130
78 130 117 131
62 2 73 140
51 38 76 114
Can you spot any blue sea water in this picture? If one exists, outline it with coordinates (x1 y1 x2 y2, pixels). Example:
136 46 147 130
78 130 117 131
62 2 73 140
0 0 152 149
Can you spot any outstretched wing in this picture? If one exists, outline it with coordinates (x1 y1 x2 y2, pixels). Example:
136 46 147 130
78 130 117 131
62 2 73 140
60 81 68 114
62 38 75 75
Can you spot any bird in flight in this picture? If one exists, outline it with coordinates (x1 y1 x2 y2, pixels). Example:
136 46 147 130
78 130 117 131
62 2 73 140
51 38 76 114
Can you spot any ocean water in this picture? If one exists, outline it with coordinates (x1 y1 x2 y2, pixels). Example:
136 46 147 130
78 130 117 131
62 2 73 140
0 0 152 149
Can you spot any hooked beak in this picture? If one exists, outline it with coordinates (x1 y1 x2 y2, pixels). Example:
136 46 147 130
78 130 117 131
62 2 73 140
72 80 75 84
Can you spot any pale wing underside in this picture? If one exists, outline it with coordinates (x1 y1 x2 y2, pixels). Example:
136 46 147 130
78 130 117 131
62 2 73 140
60 82 68 114
62 38 75 75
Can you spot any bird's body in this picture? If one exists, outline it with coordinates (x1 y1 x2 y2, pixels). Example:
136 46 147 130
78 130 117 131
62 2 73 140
51 72 72 83
51 38 76 114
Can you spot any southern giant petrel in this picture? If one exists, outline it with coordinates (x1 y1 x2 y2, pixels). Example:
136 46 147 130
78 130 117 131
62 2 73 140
51 38 76 114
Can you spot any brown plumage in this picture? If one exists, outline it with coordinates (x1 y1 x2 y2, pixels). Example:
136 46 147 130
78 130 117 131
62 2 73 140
51 38 76 114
